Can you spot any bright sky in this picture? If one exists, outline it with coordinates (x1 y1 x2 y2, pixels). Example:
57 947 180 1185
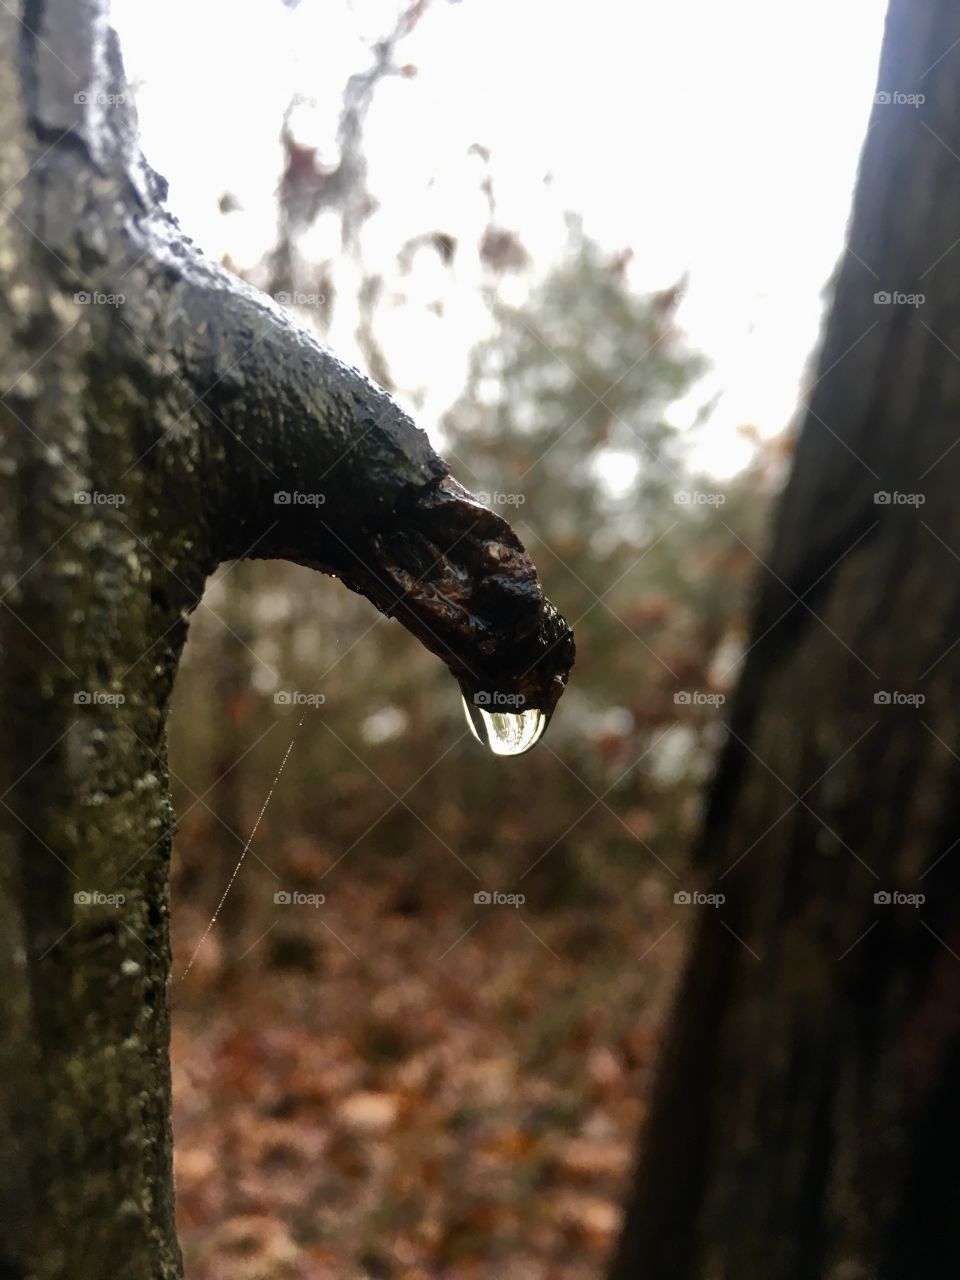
111 0 889 478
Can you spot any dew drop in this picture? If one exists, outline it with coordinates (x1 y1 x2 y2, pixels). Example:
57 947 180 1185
461 695 549 757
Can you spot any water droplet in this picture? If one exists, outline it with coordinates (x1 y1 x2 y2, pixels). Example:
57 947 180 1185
461 695 549 757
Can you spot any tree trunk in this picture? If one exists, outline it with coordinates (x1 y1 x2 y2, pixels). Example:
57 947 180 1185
0 4 573 1277
611 3 960 1277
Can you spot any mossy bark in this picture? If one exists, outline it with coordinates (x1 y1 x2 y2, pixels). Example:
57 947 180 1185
0 3 573 1276
611 2 960 1277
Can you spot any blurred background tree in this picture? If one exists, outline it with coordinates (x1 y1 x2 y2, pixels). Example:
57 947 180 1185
156 2 788 1274
168 213 778 1280
170 222 774 956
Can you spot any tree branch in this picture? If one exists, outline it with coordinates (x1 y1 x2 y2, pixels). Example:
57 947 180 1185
16 0 574 715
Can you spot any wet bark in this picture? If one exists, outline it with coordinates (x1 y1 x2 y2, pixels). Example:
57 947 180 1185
0 3 573 1277
611 2 960 1277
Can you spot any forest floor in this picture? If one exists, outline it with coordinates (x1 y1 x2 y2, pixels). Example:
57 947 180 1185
170 859 686 1280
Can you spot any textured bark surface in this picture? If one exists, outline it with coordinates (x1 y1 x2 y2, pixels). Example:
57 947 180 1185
0 3 573 1277
611 3 960 1277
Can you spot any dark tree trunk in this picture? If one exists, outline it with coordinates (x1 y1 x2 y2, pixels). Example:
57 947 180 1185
0 4 573 1277
611 2 960 1277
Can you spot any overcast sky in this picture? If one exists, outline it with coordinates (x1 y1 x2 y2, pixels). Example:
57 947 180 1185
112 0 889 477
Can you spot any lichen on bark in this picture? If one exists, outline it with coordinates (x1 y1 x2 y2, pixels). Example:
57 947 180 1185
0 2 574 1276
